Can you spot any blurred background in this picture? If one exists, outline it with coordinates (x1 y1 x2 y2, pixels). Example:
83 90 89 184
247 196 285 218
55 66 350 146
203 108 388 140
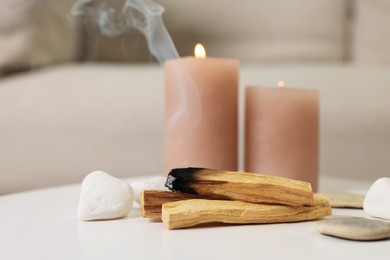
2 0 390 70
0 0 389 194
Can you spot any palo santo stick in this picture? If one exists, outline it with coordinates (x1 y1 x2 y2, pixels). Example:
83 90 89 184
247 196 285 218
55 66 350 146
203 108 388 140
162 194 331 230
140 190 202 218
166 168 314 207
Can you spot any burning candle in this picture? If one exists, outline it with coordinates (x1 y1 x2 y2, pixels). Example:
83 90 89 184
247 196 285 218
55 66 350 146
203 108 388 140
245 82 319 191
164 44 239 174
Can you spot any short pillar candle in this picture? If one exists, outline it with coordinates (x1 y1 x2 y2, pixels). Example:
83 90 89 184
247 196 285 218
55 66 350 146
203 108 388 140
245 84 319 191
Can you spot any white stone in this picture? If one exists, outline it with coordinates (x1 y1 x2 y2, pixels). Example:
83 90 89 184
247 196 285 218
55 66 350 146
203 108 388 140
77 171 134 221
363 177 390 220
130 176 168 205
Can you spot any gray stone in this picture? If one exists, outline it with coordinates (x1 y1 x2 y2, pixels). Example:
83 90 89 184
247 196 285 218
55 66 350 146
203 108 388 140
316 217 390 241
323 191 365 208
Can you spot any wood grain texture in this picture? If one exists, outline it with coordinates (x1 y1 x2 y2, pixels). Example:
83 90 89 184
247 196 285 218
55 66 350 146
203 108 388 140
162 194 331 230
166 168 315 207
140 190 202 218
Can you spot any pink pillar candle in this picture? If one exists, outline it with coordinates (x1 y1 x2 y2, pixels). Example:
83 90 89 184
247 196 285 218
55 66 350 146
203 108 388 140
245 86 319 191
164 56 239 174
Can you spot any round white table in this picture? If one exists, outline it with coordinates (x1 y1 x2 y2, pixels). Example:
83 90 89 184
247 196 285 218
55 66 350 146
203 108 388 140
1 176 389 260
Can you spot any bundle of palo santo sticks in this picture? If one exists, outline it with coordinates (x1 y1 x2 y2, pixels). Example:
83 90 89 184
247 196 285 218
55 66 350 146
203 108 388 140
140 168 331 229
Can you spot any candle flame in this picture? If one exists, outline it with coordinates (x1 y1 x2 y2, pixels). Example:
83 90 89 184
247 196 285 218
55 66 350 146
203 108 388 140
194 43 206 59
277 80 285 87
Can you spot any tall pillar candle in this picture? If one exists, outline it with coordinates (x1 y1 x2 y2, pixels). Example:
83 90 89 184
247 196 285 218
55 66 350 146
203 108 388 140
245 85 319 191
164 45 239 174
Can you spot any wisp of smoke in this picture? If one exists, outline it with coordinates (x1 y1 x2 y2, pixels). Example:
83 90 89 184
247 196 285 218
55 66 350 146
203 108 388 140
71 0 179 63
72 0 202 127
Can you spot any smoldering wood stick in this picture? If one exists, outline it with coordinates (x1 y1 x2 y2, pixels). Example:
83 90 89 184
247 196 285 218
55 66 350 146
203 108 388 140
162 195 331 230
165 168 315 207
140 190 205 218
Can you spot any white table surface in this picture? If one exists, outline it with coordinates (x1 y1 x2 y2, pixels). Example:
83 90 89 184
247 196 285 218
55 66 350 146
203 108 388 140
1 176 389 260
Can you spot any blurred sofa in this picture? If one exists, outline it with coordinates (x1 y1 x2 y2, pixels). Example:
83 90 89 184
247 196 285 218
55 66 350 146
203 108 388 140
1 0 390 194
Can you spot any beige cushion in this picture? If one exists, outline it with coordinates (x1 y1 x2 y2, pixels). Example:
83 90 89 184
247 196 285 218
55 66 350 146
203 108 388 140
82 31 151 62
81 0 348 63
0 64 164 194
351 0 390 64
162 0 348 62
0 0 79 72
0 65 163 194
1 64 390 194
